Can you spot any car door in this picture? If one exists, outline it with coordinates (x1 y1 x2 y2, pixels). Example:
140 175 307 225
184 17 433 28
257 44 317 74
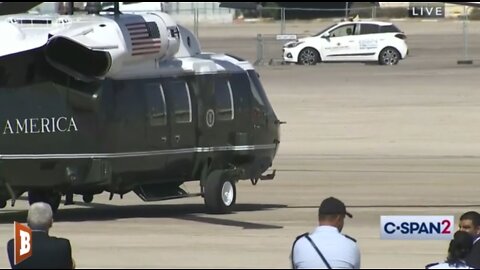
321 23 357 61
356 23 381 60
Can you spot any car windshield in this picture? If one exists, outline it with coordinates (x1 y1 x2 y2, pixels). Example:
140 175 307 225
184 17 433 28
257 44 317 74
312 23 337 37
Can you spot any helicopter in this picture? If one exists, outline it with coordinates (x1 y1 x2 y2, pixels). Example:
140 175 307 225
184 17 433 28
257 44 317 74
0 2 281 214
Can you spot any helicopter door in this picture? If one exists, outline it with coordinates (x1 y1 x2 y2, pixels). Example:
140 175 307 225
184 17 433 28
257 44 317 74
162 79 196 178
229 73 253 145
197 75 235 146
195 75 236 167
248 71 275 144
143 82 169 149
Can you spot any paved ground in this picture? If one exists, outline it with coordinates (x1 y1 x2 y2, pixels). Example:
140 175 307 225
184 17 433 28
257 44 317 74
2 20 480 268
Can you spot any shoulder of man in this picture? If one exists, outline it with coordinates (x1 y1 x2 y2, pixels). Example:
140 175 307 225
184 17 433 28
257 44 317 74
342 234 357 243
47 236 72 247
6 238 13 253
472 238 480 248
48 235 71 241
292 232 309 249
424 262 440 269
293 233 309 243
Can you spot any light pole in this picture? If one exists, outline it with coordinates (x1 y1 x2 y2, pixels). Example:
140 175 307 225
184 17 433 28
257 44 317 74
345 2 349 18
458 5 473 64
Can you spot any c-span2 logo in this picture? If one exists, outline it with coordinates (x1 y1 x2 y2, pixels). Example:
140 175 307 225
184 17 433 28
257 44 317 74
381 216 454 240
14 222 32 265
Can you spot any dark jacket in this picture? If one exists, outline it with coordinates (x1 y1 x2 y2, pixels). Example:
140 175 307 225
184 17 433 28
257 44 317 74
7 231 74 269
465 237 480 268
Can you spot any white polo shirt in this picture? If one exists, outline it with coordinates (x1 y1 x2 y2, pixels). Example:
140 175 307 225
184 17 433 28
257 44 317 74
292 225 360 269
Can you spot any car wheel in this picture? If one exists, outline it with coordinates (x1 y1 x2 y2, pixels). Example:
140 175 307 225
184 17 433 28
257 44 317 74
298 48 320 65
379 47 400 65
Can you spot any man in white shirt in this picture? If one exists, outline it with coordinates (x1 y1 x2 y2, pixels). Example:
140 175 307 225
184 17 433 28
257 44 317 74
291 197 361 269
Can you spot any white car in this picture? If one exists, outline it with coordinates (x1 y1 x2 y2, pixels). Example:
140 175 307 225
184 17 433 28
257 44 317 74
283 21 408 65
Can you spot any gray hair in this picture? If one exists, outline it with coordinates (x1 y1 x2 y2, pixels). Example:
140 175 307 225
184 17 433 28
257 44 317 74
27 202 53 231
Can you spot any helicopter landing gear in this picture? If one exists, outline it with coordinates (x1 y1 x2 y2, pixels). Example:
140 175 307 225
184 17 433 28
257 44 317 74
82 194 94 203
0 200 6 209
203 170 237 214
28 191 61 213
64 192 75 205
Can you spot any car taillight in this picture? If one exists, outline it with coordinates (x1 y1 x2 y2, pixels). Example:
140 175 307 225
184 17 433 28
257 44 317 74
395 33 407 40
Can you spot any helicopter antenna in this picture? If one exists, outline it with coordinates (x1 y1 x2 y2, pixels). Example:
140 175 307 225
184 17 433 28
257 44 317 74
85 2 101 14
114 2 120 14
66 2 74 14
57 2 74 15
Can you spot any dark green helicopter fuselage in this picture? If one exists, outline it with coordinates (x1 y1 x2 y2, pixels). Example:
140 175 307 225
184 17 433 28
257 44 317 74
0 56 280 209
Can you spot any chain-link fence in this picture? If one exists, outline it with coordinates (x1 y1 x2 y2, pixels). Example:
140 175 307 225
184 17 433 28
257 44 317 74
247 5 479 66
61 3 476 66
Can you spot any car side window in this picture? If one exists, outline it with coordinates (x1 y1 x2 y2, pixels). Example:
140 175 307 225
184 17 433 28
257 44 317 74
380 25 401 33
359 24 380 35
330 24 356 38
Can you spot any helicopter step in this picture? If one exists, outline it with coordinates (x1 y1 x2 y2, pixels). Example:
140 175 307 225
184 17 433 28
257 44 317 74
133 183 201 202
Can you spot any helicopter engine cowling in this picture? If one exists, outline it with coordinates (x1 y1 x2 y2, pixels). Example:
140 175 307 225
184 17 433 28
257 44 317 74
43 12 181 81
44 36 112 81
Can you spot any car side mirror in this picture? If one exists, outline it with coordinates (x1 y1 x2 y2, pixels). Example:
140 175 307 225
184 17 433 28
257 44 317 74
321 33 331 39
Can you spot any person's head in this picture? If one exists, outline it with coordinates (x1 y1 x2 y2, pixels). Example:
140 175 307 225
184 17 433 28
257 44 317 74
446 231 473 263
318 197 352 232
27 202 53 232
459 211 480 238
346 28 352 35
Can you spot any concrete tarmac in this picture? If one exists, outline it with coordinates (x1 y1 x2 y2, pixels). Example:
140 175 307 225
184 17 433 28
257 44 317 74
1 20 480 268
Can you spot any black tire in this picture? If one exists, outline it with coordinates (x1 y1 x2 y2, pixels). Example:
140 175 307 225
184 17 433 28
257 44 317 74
82 194 93 203
298 47 320 65
378 47 400 65
204 170 237 214
28 191 61 212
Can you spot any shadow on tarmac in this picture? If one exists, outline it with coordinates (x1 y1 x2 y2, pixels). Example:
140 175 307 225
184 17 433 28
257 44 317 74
0 202 287 229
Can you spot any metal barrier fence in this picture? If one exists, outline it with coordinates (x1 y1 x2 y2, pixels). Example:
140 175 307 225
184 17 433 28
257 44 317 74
259 6 383 35
254 34 300 66
116 5 476 65
250 5 476 66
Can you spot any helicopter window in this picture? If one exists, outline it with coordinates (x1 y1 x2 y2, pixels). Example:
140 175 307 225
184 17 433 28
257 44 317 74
144 83 167 126
169 27 180 39
247 72 265 106
163 80 192 123
214 78 234 121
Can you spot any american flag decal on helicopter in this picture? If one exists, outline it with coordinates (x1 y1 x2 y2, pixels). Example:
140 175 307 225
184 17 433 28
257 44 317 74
125 22 161 56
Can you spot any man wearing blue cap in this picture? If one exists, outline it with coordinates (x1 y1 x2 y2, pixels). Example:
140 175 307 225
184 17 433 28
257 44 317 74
291 197 360 269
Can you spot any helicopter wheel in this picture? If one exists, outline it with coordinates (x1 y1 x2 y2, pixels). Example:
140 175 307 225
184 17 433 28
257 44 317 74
82 194 94 203
204 170 237 214
28 191 61 213
0 200 6 209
